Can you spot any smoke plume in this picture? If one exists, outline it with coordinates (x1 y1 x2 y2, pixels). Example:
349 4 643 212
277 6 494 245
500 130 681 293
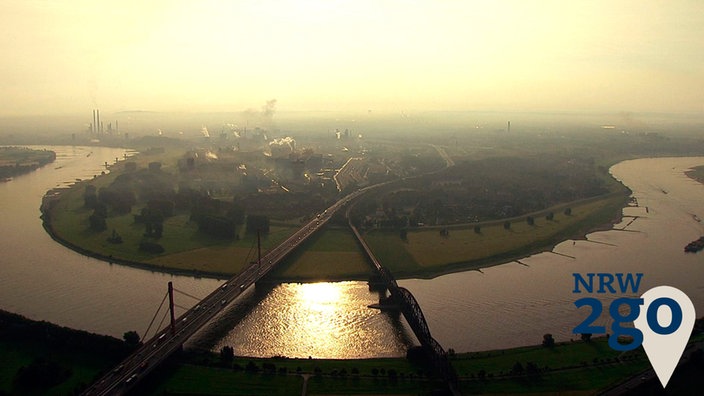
243 99 278 128
267 136 295 158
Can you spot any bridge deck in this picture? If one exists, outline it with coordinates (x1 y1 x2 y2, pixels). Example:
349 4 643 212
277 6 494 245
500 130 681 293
82 191 368 395
348 213 460 395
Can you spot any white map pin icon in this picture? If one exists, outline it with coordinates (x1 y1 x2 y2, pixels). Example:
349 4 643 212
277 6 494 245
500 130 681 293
633 286 696 388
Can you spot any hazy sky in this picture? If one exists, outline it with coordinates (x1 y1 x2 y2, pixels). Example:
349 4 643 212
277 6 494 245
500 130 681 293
2 0 703 116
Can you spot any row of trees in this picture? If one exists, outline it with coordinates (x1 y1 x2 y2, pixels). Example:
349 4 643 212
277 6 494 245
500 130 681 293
83 163 271 243
369 154 603 227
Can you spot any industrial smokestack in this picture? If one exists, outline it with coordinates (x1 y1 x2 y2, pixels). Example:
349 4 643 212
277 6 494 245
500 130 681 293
97 110 100 134
92 110 96 133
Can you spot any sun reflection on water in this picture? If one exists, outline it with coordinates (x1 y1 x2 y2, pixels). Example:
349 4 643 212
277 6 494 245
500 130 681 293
213 281 412 359
294 282 350 356
298 282 344 309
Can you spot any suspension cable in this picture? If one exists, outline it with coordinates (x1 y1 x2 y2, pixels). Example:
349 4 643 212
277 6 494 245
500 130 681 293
173 288 204 302
155 305 170 334
143 291 169 341
243 234 257 266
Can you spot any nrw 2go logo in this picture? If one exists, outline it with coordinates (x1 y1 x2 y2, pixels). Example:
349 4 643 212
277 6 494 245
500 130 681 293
572 273 696 388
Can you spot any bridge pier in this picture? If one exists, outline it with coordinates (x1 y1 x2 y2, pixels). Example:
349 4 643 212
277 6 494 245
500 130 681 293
348 219 461 395
367 274 388 292
367 292 400 311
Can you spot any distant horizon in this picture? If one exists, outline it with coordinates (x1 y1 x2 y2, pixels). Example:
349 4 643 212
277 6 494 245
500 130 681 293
2 1 703 118
1 107 703 120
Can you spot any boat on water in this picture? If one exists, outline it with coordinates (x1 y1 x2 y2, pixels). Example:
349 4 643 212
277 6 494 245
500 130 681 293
684 236 704 253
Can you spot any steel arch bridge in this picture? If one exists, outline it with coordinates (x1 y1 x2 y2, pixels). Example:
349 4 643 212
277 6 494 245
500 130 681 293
349 219 460 395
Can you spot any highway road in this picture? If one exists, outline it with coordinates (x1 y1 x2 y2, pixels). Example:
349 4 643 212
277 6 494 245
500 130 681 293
81 142 455 395
81 188 372 395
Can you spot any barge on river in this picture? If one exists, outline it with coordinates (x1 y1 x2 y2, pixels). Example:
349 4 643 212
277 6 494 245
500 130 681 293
684 236 704 253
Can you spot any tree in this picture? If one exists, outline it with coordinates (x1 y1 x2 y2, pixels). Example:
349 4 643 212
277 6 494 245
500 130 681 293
227 203 246 224
141 208 165 238
124 162 137 172
245 361 258 372
148 199 175 217
139 241 164 254
123 331 141 348
89 212 107 232
511 361 524 376
93 202 108 218
246 214 270 233
14 358 71 390
107 229 123 244
525 362 541 378
542 333 555 347
220 346 234 363
197 214 237 238
84 185 98 208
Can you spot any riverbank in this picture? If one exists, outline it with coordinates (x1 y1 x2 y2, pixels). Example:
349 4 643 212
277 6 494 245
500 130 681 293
0 146 56 179
38 136 640 282
0 309 131 395
42 184 630 282
3 308 703 395
361 192 629 280
135 336 704 395
40 215 233 280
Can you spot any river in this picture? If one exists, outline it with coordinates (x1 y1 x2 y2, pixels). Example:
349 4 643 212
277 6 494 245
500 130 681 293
0 146 221 339
1 147 703 358
213 157 704 357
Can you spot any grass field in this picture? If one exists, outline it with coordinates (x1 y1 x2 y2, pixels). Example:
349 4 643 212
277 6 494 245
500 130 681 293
2 313 698 396
685 165 704 184
47 189 628 280
0 340 115 396
47 164 301 275
45 145 629 281
135 337 657 395
153 365 305 396
268 227 374 281
364 194 628 278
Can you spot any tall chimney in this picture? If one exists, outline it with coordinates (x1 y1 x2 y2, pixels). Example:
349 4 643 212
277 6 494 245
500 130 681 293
92 110 96 133
97 110 100 134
